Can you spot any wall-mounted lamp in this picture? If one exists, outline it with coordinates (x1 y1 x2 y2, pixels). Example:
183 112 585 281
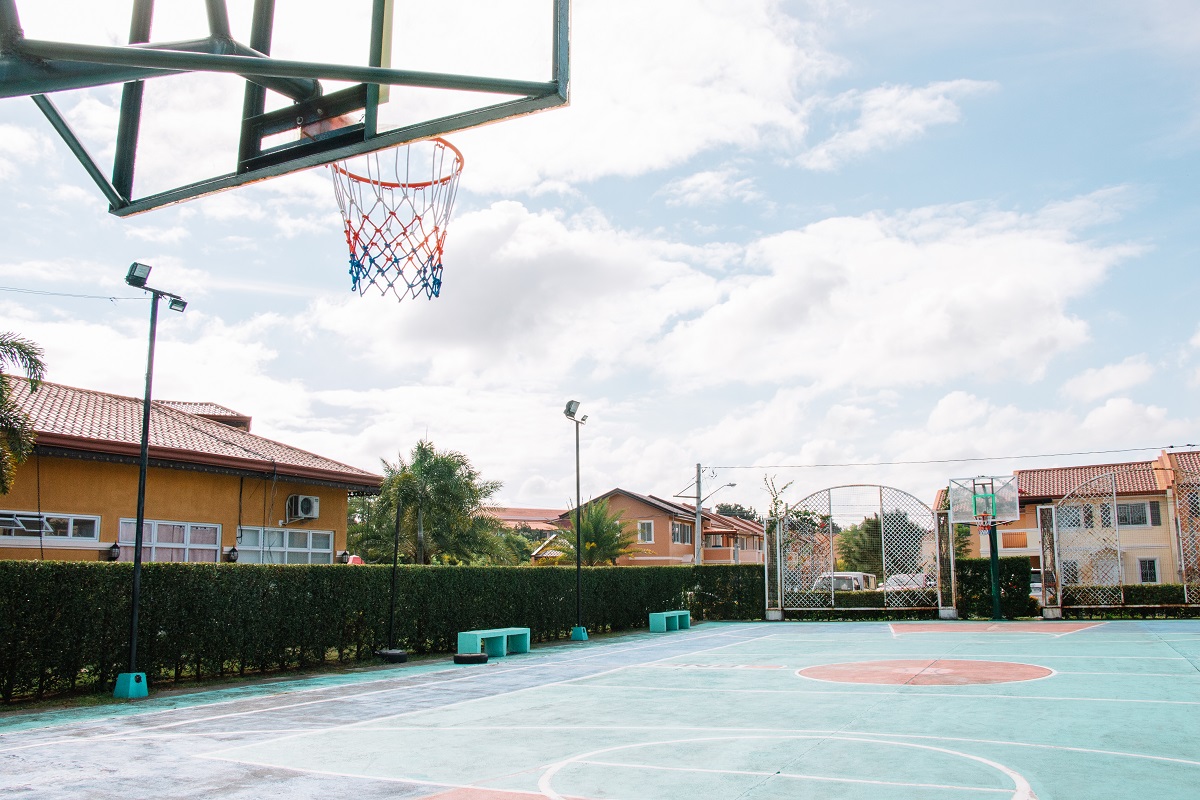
107 542 121 561
338 550 351 564
226 546 239 563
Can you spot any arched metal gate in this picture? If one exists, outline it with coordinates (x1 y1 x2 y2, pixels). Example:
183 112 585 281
765 484 951 614
1041 468 1200 609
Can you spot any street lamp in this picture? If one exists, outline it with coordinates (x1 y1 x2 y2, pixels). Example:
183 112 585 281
113 262 186 700
564 400 588 642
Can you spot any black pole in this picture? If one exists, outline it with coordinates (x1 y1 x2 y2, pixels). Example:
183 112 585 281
388 497 401 649
988 520 1003 621
574 418 582 630
128 291 160 673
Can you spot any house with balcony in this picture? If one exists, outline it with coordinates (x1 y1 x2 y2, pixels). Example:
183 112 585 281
1 379 382 564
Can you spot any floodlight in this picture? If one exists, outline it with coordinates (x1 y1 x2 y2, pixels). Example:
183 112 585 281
125 262 152 287
167 297 187 313
564 400 580 419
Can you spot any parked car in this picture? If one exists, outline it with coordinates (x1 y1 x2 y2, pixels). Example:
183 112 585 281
1030 569 1043 599
882 573 934 591
812 571 878 591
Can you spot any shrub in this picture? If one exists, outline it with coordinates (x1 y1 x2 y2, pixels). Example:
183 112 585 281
0 561 762 703
954 557 1038 619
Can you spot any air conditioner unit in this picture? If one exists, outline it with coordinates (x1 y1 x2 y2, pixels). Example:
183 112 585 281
287 494 320 521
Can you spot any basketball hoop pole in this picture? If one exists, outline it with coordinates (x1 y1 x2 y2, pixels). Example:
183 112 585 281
982 515 1002 621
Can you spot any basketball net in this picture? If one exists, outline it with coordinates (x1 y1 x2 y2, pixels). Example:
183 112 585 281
328 138 464 301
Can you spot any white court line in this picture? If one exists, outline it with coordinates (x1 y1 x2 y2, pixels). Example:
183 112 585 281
576 757 1010 794
688 652 1191 659
536 734 1034 800
0 627 767 755
220 723 1200 770
561 682 1200 705
197 628 782 761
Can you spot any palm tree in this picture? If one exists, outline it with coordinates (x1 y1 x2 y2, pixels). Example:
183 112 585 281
386 439 504 564
557 498 645 566
1 332 46 495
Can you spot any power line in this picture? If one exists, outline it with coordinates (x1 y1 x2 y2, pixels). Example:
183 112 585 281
0 286 144 301
710 444 1197 471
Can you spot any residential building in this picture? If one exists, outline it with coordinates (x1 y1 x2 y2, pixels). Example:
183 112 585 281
1 379 382 563
555 488 763 566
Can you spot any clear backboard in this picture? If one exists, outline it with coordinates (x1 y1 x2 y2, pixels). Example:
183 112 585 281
948 476 1019 525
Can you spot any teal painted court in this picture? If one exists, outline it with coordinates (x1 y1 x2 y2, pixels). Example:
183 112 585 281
3 620 1199 799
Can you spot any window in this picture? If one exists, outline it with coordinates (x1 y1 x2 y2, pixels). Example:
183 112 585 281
638 520 653 543
671 521 693 545
237 527 334 564
119 519 220 562
1001 532 1028 549
1138 558 1159 584
1 511 100 540
1116 502 1149 527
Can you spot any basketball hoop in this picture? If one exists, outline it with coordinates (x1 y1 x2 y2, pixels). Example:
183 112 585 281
328 137 464 301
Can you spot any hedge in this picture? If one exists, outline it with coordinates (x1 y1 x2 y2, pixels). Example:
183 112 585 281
954 557 1039 620
0 562 763 703
1061 583 1200 619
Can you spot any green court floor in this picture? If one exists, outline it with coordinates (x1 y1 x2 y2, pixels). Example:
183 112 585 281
3 620 1199 799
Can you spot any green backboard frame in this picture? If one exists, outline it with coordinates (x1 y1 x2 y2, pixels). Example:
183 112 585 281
0 0 570 216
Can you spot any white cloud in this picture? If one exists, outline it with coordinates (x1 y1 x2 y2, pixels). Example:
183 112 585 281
0 124 55 179
660 168 764 208
648 192 1139 391
798 80 997 171
1060 356 1154 403
1191 326 1200 349
125 225 191 245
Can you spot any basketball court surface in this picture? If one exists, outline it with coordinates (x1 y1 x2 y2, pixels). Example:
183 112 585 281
3 620 1199 799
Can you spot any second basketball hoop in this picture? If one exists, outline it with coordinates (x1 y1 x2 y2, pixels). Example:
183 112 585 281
329 138 464 302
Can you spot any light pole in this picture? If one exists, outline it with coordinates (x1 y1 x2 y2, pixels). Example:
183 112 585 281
113 262 186 700
564 400 587 642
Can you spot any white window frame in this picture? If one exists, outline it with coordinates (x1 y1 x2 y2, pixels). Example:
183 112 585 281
1 510 101 546
638 520 654 544
671 521 693 545
1116 502 1150 527
119 518 221 563
1137 557 1159 584
237 526 335 564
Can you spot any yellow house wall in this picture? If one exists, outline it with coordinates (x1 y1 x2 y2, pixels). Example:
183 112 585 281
979 496 1177 582
0 454 348 561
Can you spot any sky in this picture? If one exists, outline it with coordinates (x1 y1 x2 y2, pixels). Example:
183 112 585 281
1 0 1198 516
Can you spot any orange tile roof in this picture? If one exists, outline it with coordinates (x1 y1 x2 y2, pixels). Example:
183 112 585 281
159 400 246 418
1166 450 1200 477
14 378 381 488
1017 461 1161 498
488 507 566 531
933 487 949 511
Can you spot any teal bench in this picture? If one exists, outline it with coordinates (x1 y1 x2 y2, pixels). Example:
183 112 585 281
457 627 531 657
649 610 690 632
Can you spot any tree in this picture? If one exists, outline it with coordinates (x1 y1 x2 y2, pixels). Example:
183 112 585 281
556 498 644 566
716 502 759 522
836 516 884 578
386 439 505 565
0 333 46 495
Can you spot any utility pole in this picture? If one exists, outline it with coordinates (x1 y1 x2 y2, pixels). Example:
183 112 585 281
694 462 703 565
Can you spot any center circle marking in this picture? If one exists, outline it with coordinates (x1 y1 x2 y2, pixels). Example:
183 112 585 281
798 659 1052 685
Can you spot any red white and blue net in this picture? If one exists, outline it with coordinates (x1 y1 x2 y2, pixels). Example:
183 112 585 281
329 138 464 301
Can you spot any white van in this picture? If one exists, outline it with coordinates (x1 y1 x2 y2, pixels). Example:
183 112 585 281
812 572 878 591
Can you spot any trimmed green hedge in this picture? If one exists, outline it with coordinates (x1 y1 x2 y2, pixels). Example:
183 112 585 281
0 562 763 702
1061 584 1200 618
954 557 1039 620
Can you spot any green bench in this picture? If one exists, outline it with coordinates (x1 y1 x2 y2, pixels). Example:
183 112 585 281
457 626 531 657
649 610 690 632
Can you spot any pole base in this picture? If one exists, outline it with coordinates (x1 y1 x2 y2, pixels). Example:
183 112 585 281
765 609 783 621
113 672 148 699
938 608 959 620
570 626 588 641
1042 607 1063 620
